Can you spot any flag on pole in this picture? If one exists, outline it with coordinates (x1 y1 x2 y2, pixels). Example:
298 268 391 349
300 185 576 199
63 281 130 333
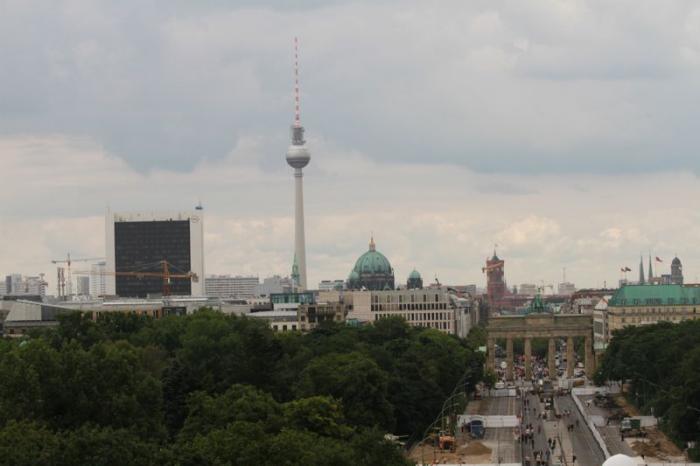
623 266 632 272
655 256 663 263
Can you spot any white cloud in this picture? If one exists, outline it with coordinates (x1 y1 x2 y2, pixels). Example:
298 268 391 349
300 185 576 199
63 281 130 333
2 134 700 294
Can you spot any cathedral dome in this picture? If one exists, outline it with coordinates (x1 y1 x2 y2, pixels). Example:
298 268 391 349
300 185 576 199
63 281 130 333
408 269 421 280
347 237 395 291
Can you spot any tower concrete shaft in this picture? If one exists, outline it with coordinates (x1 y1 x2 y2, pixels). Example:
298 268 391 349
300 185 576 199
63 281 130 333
294 167 307 290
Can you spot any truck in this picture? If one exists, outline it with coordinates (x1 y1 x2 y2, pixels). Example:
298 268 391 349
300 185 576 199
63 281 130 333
621 417 647 438
469 419 485 439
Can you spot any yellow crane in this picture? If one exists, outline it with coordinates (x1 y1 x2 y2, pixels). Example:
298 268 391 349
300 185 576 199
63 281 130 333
51 253 104 298
73 260 198 297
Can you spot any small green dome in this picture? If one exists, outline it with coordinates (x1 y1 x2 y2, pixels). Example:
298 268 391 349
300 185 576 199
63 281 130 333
408 269 421 280
348 270 360 281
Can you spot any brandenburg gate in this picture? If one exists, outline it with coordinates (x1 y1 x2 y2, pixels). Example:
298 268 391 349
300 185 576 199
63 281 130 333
486 314 595 380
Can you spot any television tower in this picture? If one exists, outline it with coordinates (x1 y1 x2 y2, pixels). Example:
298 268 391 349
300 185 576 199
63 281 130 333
286 37 310 290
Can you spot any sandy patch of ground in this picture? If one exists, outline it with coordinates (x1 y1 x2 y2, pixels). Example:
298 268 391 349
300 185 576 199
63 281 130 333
629 428 685 462
408 440 493 464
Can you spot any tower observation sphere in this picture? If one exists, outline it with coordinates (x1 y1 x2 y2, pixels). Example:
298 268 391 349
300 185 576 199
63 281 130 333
286 127 310 169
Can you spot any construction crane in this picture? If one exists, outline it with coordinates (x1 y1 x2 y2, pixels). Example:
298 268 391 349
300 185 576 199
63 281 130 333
73 260 198 297
51 253 105 299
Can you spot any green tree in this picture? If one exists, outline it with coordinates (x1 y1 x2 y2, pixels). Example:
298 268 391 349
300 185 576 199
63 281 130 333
0 421 60 466
179 384 281 440
296 352 394 430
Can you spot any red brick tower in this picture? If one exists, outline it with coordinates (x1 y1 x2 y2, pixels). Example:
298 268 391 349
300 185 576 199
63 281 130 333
483 250 506 310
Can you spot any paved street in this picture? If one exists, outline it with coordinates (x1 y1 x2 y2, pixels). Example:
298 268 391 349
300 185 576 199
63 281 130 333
557 395 606 466
482 395 520 464
521 392 553 466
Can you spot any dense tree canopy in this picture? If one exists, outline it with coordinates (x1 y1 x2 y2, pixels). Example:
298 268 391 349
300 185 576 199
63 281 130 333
0 310 484 465
595 320 700 460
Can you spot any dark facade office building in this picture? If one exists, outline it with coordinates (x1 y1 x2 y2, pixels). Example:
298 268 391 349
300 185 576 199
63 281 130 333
105 211 205 298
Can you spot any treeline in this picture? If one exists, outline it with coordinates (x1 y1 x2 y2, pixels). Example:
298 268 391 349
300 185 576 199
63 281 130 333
0 310 484 465
595 320 700 460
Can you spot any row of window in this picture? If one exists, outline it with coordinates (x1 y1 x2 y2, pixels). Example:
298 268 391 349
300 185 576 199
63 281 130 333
615 307 697 315
272 324 298 332
372 293 443 304
616 297 699 306
373 311 452 322
371 302 449 312
373 314 452 331
619 315 697 325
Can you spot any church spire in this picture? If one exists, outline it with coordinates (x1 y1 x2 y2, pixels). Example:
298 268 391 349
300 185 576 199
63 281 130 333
369 234 376 252
639 255 645 284
291 253 300 287
648 253 654 281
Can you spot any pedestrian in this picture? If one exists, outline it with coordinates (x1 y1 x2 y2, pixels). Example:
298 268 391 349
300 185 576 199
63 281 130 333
552 438 557 451
573 454 577 464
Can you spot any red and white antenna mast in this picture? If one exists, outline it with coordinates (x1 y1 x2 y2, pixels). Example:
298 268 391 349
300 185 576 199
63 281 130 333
293 36 301 128
290 37 306 145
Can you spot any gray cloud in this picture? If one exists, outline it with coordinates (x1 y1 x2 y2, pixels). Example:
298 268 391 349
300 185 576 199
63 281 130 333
1 1 700 174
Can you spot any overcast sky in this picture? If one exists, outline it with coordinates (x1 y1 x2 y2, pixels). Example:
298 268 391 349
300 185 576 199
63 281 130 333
2 0 700 292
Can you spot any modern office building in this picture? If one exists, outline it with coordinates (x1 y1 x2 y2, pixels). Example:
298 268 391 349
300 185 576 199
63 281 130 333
318 279 345 292
254 275 295 297
76 276 90 296
4 274 22 295
3 274 47 297
90 261 108 298
323 288 455 334
557 282 576 296
519 283 538 296
105 210 205 297
205 275 259 298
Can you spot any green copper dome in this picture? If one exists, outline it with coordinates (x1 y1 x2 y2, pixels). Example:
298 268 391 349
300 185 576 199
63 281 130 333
347 236 395 291
353 250 392 276
408 269 421 280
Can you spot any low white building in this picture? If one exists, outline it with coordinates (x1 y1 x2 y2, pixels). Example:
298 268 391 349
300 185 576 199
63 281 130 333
205 275 259 298
558 282 577 296
321 288 457 334
254 275 294 297
519 284 538 296
318 279 345 292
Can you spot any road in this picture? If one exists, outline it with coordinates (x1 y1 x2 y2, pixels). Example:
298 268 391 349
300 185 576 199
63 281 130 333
521 392 553 466
557 395 606 466
481 395 520 464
